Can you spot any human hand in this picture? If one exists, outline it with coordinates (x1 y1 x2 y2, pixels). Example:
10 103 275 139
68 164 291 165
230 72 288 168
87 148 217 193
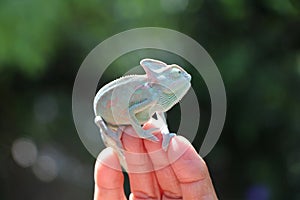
93 124 218 200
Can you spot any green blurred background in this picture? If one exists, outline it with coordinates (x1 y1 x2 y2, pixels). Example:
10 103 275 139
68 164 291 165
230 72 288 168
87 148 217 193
1 0 300 199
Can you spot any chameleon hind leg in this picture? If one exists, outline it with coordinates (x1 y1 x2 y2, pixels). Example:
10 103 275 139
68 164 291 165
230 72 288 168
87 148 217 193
94 116 128 170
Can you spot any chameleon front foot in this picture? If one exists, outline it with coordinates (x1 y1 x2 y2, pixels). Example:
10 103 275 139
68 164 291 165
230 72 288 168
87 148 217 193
162 133 176 151
138 128 160 142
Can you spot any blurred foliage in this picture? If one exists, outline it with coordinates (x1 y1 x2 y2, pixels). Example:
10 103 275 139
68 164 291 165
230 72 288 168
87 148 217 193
0 0 300 199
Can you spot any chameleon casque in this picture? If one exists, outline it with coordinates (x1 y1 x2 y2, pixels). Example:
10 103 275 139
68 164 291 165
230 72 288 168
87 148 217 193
93 58 191 169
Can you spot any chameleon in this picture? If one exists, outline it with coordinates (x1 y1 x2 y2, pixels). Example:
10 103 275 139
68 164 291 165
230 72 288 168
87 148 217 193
93 58 191 169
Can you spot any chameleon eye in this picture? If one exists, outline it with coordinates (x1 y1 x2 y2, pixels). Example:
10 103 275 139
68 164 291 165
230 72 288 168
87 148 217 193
170 68 182 78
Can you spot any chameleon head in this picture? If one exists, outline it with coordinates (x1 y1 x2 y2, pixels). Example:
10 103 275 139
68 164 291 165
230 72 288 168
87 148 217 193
140 59 192 111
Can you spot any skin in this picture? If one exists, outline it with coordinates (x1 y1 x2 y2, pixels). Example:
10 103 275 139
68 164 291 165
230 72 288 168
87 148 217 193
93 123 218 200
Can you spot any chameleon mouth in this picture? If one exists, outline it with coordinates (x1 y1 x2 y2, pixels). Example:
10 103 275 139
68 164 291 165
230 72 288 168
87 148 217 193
184 73 192 81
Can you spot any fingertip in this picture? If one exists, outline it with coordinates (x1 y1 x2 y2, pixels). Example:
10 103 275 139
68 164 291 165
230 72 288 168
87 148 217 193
169 135 205 163
168 135 197 162
96 147 122 172
169 135 192 152
143 122 152 130
94 147 123 189
96 147 116 161
122 126 144 152
168 136 208 183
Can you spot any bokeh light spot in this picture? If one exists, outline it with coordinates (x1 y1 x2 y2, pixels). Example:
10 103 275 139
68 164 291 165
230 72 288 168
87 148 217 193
11 138 38 168
246 184 270 200
32 155 58 182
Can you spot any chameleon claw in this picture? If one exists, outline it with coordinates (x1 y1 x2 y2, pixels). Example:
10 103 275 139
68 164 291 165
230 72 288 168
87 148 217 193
142 128 160 142
162 133 176 151
144 134 159 142
150 135 159 142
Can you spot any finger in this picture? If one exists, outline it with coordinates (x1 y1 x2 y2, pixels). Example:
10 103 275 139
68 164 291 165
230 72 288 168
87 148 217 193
129 193 183 200
168 136 218 200
122 126 160 199
94 147 126 200
143 124 181 198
